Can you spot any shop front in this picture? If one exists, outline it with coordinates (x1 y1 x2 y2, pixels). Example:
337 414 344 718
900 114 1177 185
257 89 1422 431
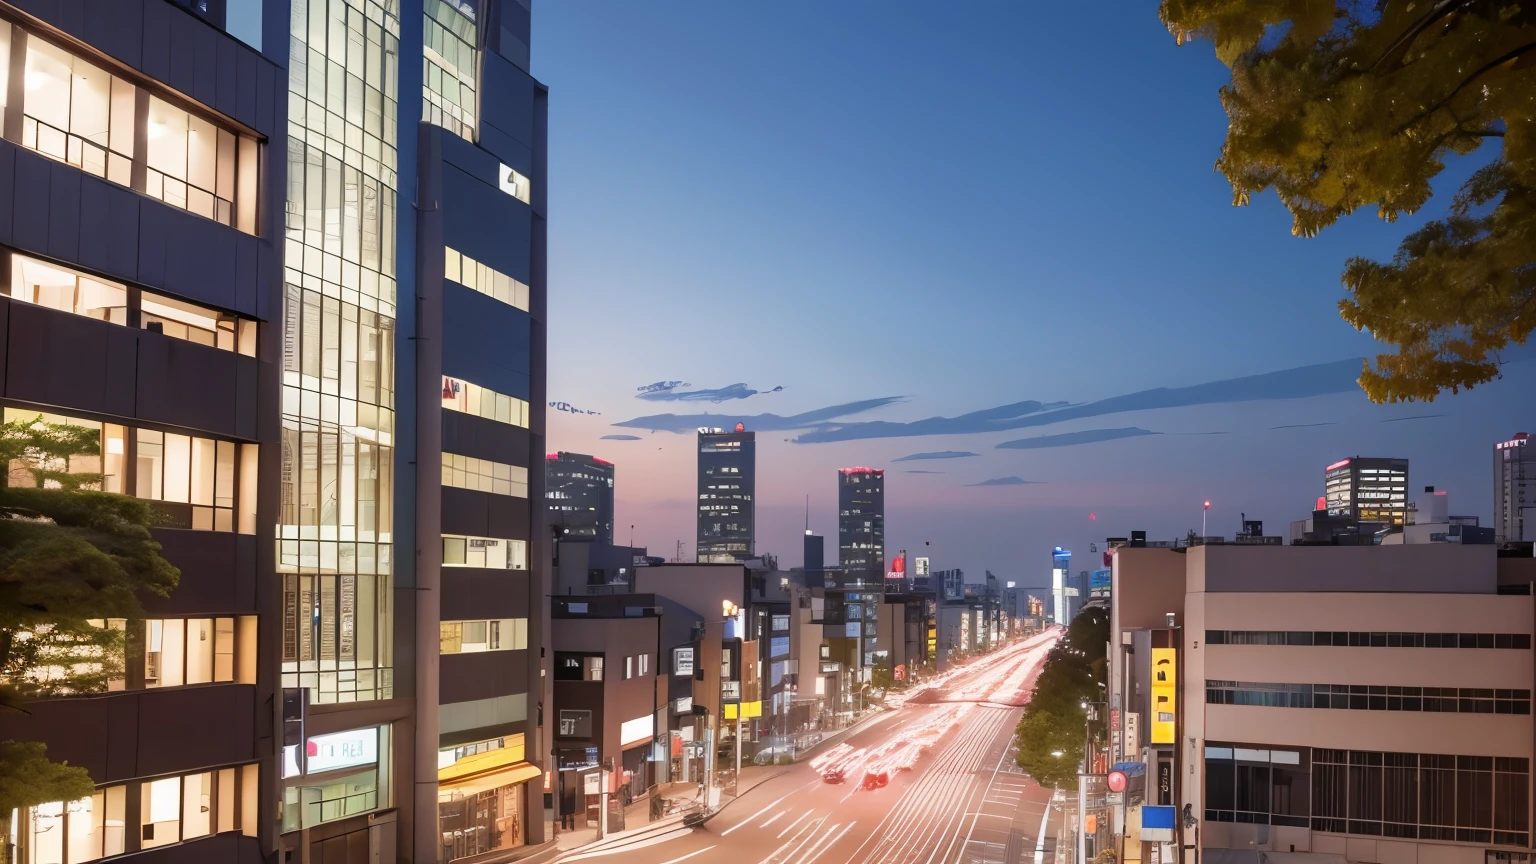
437 739 540 862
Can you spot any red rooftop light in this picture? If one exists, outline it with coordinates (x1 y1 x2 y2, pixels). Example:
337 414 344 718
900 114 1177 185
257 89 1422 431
839 467 883 474
1326 458 1352 472
592 457 613 466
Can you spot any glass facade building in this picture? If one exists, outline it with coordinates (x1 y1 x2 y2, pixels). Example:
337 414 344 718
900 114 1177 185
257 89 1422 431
545 451 615 544
697 426 755 562
837 467 884 578
1324 456 1410 525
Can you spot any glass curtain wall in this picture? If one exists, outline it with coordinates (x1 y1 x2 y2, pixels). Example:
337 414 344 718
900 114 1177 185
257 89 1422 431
280 0 400 704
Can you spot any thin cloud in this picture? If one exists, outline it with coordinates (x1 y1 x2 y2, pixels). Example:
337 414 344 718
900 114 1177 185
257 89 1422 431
996 427 1160 450
600 434 643 440
904 469 945 474
1272 422 1337 430
636 382 784 403
966 476 1043 487
893 451 979 462
1380 414 1449 423
790 358 1362 444
612 397 906 434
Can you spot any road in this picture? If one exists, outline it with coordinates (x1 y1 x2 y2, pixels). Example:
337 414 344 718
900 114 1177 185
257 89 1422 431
561 631 1063 864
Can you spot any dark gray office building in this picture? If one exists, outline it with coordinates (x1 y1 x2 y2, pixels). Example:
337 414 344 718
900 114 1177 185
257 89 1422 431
0 0 550 862
546 450 615 544
1324 456 1410 525
838 467 885 577
697 424 755 562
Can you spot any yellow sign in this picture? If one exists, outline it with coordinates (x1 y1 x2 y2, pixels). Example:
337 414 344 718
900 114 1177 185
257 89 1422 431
1150 647 1176 744
723 700 763 721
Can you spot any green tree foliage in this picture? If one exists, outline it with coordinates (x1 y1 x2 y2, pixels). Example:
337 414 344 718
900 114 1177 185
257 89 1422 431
1014 607 1109 790
0 415 179 848
1161 1 1536 402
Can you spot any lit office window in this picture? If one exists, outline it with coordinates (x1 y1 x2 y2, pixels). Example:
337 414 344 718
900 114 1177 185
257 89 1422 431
135 431 240 531
1 19 258 232
440 618 527 654
441 533 527 570
441 376 529 428
144 617 257 688
7 253 257 355
442 453 528 498
443 248 530 311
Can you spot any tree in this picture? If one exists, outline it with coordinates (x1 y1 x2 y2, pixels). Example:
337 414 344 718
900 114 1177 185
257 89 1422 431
1014 607 1109 790
0 416 179 860
1161 1 1536 402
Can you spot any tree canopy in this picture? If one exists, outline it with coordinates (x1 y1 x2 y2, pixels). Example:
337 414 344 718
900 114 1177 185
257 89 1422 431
1014 607 1109 790
1161 1 1536 403
0 415 180 837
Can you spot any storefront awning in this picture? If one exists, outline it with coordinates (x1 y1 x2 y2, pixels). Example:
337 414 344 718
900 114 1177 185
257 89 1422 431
438 748 542 792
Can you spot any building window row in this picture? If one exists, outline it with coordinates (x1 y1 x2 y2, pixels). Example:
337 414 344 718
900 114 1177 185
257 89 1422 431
441 375 529 428
4 409 257 533
444 247 530 312
553 653 603 682
442 453 528 498
1206 680 1532 714
1204 745 1528 847
440 618 527 654
622 653 650 680
1 20 258 232
422 0 476 141
6 252 257 355
20 764 258 863
1206 630 1532 649
441 533 527 570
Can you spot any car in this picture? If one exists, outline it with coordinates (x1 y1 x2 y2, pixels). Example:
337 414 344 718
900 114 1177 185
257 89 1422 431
822 767 846 784
861 768 889 790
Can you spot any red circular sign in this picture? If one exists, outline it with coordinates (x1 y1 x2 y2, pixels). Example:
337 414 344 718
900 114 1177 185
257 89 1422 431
1107 770 1127 793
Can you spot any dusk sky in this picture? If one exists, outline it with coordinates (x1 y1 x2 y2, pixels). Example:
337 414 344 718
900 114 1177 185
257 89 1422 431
532 3 1532 593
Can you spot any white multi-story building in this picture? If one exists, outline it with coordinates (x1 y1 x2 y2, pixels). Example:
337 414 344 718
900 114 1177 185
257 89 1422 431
1496 433 1535 543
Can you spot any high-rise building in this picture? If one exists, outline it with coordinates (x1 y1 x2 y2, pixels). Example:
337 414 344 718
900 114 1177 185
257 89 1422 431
1324 456 1410 525
697 424 755 562
838 466 885 577
1051 547 1073 624
546 451 615 543
0 1 549 861
1495 433 1534 543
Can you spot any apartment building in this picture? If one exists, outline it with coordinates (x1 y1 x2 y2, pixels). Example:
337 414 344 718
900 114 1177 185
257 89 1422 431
1110 544 1536 864
0 0 549 862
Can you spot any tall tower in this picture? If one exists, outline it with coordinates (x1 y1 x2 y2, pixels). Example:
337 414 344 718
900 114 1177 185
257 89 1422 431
838 467 886 578
546 451 616 544
1495 433 1534 543
697 423 756 561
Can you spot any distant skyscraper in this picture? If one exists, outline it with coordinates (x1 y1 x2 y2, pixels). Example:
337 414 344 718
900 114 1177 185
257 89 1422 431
1495 433 1534 543
1051 547 1073 625
1325 456 1410 525
546 452 615 543
697 424 756 561
838 467 885 577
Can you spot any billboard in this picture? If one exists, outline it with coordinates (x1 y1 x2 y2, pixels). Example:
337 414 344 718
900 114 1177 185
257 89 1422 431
1150 647 1176 744
886 553 906 580
1090 569 1112 599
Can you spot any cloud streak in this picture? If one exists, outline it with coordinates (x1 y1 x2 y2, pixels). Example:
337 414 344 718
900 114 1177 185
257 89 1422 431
1380 414 1449 423
612 397 906 433
966 476 1043 487
996 427 1161 450
600 434 643 440
893 451 979 462
636 381 785 403
904 469 945 474
1272 422 1337 430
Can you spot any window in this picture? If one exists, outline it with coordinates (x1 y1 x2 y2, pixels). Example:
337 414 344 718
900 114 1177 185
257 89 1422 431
1207 629 1531 650
638 653 648 675
6 253 256 354
440 618 527 654
441 375 530 427
422 0 478 141
624 655 633 680
585 656 603 681
3 410 256 533
441 533 528 569
499 164 531 205
443 248 530 311
442 453 528 497
20 766 255 863
135 430 239 531
145 617 256 688
1207 680 1530 715
2 20 258 231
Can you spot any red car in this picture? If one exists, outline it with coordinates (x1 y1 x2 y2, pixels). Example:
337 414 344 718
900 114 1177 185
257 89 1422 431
822 767 846 784
861 769 889 790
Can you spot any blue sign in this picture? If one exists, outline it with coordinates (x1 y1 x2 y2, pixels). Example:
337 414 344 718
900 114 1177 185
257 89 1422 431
1090 569 1112 598
1109 762 1146 777
1141 805 1176 830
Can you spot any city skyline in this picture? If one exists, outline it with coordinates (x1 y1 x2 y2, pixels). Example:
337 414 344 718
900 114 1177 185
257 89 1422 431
533 2 1532 583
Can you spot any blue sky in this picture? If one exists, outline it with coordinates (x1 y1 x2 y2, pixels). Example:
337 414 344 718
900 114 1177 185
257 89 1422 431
531 3 1530 590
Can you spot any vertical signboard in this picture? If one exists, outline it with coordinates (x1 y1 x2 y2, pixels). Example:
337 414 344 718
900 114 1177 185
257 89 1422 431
1149 648 1176 745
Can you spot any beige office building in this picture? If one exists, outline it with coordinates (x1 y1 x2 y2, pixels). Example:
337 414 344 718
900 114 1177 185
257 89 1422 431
1111 544 1536 864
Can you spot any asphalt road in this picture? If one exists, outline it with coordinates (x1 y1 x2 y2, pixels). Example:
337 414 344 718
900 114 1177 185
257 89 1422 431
562 632 1063 864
